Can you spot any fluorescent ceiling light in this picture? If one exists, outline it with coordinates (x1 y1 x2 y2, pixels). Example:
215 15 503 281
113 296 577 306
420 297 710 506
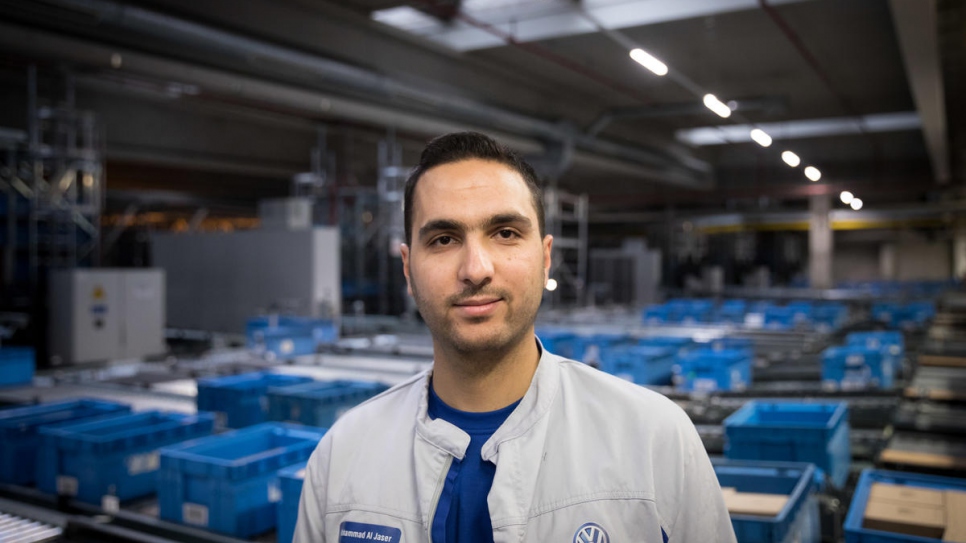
703 94 731 118
781 151 801 167
546 278 558 291
675 111 921 146
629 48 668 76
804 166 821 181
840 191 854 204
850 198 863 210
750 128 772 147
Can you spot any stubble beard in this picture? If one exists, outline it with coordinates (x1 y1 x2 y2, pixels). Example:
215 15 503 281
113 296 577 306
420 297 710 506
411 272 544 372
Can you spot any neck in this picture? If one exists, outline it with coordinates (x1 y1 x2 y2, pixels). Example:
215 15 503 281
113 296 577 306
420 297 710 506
431 331 540 412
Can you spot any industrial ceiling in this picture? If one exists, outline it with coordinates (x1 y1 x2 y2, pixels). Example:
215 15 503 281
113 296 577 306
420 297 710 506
0 0 960 223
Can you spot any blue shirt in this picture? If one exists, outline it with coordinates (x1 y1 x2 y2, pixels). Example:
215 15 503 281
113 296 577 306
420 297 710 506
427 385 520 543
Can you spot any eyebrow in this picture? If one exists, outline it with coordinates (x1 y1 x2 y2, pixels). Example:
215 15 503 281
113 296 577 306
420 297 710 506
416 213 533 242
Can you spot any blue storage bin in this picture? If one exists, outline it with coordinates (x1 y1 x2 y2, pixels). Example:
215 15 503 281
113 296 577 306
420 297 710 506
196 372 315 428
0 399 131 486
764 307 796 329
246 316 339 359
599 345 675 385
822 346 895 390
37 411 215 504
572 333 632 365
643 305 671 324
724 401 851 488
158 422 326 538
536 329 576 359
638 336 692 353
846 331 904 352
714 459 821 543
813 303 848 329
844 469 966 543
0 347 35 387
673 348 751 392
277 461 307 543
267 380 388 428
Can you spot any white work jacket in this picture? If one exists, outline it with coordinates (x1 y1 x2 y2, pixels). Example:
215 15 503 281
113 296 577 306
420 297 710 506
294 344 737 543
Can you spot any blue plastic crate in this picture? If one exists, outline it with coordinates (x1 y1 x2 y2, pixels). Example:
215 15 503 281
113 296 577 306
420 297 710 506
847 331 904 352
535 328 577 359
0 399 131 486
822 346 895 390
36 411 215 504
572 333 632 365
599 345 675 385
0 347 35 388
158 422 326 538
844 469 966 543
196 372 315 428
764 307 797 330
638 336 693 353
277 461 307 543
673 348 751 392
713 459 821 543
267 380 388 428
246 316 339 359
643 305 672 325
724 401 851 488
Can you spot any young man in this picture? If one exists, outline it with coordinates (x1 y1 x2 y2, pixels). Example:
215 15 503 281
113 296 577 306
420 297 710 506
294 132 736 543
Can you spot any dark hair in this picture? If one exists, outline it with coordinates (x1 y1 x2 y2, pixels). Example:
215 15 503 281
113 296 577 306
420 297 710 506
403 132 545 245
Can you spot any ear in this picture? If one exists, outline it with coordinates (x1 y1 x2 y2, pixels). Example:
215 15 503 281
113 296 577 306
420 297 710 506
542 235 553 284
400 243 413 297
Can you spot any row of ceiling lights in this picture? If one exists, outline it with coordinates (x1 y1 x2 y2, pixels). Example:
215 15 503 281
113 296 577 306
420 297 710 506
628 47 864 208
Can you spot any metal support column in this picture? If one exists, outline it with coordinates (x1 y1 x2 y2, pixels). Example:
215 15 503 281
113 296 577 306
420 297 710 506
808 194 833 289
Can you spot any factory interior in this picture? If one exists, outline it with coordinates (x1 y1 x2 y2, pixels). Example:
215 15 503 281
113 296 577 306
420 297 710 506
2 0 966 541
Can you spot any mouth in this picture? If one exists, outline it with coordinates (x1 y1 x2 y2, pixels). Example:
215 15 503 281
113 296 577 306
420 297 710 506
453 297 503 316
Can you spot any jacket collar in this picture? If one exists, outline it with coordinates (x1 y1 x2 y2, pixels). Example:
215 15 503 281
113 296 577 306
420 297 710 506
412 337 562 462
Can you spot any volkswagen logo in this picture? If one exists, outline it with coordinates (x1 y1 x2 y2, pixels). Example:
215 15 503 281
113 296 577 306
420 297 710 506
573 522 609 543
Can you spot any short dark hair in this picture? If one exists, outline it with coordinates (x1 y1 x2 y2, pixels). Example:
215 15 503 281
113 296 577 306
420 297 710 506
403 132 545 245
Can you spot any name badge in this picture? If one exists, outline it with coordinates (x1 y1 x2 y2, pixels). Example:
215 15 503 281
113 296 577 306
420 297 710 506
339 521 401 543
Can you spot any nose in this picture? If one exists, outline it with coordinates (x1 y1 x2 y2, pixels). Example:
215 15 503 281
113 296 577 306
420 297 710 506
458 237 494 287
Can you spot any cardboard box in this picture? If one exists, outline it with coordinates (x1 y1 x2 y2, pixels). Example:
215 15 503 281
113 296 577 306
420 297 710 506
870 482 945 508
724 492 789 517
945 490 966 543
863 501 946 539
880 449 966 471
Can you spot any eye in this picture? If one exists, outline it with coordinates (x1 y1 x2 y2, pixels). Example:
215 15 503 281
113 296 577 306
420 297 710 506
497 229 518 240
432 235 453 246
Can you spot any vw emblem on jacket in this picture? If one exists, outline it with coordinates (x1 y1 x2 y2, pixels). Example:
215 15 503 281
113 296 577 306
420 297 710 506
573 522 609 543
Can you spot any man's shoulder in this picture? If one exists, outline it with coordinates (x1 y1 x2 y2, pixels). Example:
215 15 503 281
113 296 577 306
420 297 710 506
551 353 690 422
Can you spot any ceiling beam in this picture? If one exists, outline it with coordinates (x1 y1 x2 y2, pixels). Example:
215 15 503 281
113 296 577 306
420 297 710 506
889 0 950 183
676 112 921 146
373 0 817 52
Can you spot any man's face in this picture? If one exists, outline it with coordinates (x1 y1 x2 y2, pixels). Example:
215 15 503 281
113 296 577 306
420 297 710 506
400 159 552 356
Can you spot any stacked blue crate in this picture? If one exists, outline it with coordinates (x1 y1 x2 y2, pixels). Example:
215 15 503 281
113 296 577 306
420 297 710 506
276 461 307 543
0 347 35 387
813 303 848 330
715 300 748 324
572 333 632 366
599 345 675 385
724 401 851 488
764 306 796 330
158 422 327 538
0 399 131 486
246 316 339 358
823 345 895 390
642 305 672 325
713 459 821 543
196 372 315 428
266 380 389 428
535 328 576 359
37 411 215 504
638 336 693 353
668 298 715 323
871 302 936 329
844 469 966 543
673 348 751 392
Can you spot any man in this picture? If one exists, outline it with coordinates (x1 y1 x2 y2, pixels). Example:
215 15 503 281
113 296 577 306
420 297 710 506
294 132 736 542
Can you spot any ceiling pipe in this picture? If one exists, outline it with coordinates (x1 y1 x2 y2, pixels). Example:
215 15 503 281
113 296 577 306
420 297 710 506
23 0 712 186
0 22 713 189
